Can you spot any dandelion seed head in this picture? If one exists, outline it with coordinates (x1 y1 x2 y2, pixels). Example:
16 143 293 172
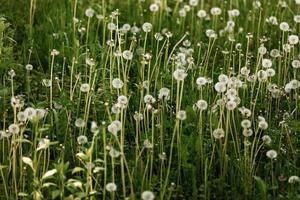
77 135 88 145
112 78 124 89
26 64 33 71
266 149 277 159
75 118 85 128
149 3 159 12
197 10 207 18
105 182 117 192
80 83 90 93
279 22 289 31
85 8 95 18
213 128 225 139
196 99 208 111
288 176 300 184
142 22 153 32
8 124 20 134
142 191 155 200
122 50 133 60
176 110 187 120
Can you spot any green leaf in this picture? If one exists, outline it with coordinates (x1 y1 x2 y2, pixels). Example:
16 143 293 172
254 176 267 200
72 167 85 174
51 190 61 199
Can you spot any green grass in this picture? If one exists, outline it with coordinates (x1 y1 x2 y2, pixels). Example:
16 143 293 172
0 0 300 199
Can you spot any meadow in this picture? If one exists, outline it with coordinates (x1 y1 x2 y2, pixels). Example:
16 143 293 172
0 0 300 199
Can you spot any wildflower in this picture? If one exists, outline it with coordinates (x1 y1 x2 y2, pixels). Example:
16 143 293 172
288 176 300 184
122 50 133 60
85 8 95 18
213 128 225 139
214 82 226 93
133 112 143 121
290 79 300 89
112 78 124 89
11 97 21 108
154 33 163 41
292 60 300 69
142 22 153 32
0 130 11 139
25 107 37 121
111 104 120 114
266 68 275 77
196 100 208 111
90 121 99 133
105 182 117 192
240 67 250 76
179 8 187 17
257 70 268 81
258 46 267 55
142 191 155 200
226 100 237 110
50 49 60 56
243 129 253 137
283 43 291 53
36 109 46 120
109 148 120 158
26 64 33 71
122 24 131 32
262 59 272 69
107 22 116 31
75 118 85 128
37 138 50 151
266 16 278 25
17 111 27 122
288 35 299 45
239 107 251 117
77 135 88 145
173 69 187 81
117 95 128 107
143 139 153 148
270 49 280 58
144 94 156 104
228 9 240 17
8 124 20 134
279 22 289 31
258 120 268 130
241 119 251 129
149 4 159 12
210 7 222 16
158 88 170 100
176 110 187 120
294 15 300 23
189 0 198 6
86 58 95 66
266 150 277 159
80 83 90 93
206 29 217 38
107 120 122 135
197 10 207 18
42 79 52 87
218 74 229 84
196 77 207 87
284 83 292 93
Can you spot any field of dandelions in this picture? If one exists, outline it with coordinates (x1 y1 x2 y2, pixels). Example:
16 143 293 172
1 0 300 199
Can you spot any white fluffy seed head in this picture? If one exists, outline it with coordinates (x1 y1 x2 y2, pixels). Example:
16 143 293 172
196 100 208 111
105 182 117 192
142 191 155 200
142 22 153 32
213 128 225 139
112 78 124 89
266 149 277 159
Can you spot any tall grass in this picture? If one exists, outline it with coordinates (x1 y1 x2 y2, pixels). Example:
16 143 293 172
0 0 300 199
